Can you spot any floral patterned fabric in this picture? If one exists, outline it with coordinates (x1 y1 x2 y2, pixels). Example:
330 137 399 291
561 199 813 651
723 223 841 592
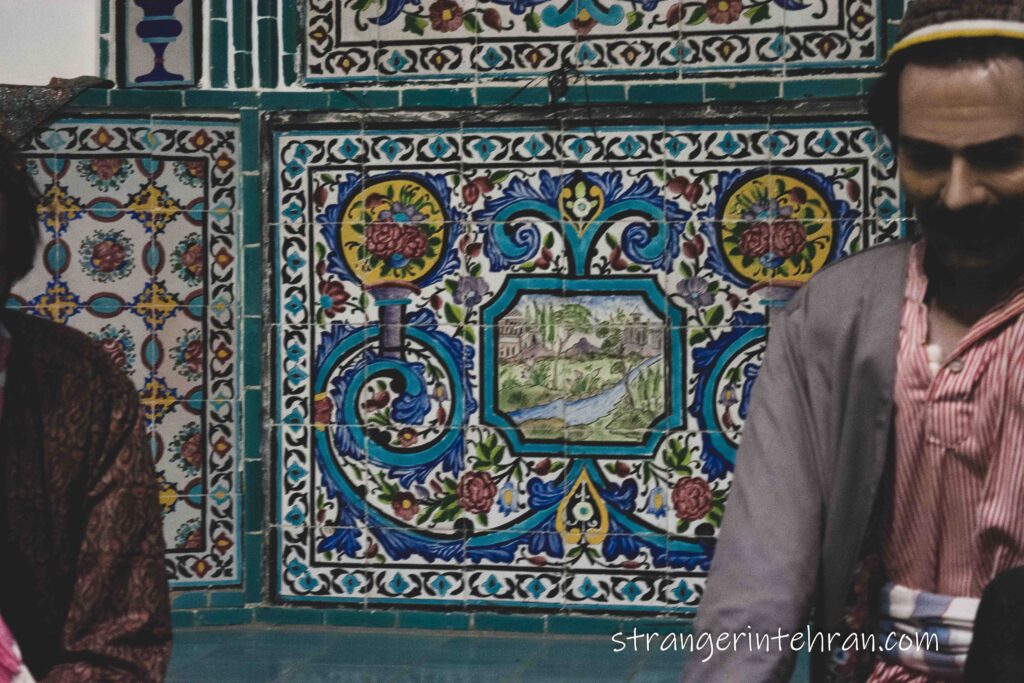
0 310 170 682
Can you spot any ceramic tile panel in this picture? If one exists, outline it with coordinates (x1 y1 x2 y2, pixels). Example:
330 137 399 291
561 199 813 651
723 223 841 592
14 118 242 587
120 0 200 88
271 116 902 611
302 0 895 84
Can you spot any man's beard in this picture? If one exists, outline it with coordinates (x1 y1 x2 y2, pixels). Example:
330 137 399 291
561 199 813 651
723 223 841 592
915 200 1024 276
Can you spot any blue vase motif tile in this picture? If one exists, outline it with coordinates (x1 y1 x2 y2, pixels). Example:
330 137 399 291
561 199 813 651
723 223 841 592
272 116 902 612
15 118 241 587
122 0 198 88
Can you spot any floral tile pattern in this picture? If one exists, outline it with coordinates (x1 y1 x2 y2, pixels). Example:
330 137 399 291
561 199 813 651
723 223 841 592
14 118 241 587
272 117 901 611
303 0 890 84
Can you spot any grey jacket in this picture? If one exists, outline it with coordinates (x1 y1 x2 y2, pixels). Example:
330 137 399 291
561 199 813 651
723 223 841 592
683 240 911 682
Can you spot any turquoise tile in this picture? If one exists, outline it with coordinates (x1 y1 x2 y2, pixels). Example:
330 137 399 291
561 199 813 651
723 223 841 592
109 89 183 109
282 54 298 88
243 388 262 457
280 1 299 55
99 0 110 33
170 610 195 628
322 609 398 628
210 591 247 608
244 531 263 603
705 81 781 102
547 614 623 636
211 0 228 19
210 19 230 88
241 173 262 243
172 591 208 609
195 608 253 626
560 84 627 104
627 83 702 105
184 90 259 109
783 78 863 100
402 88 475 109
243 458 263 533
257 17 279 89
233 1 252 51
243 245 262 317
234 53 254 89
240 109 260 174
473 612 546 633
71 88 110 108
99 39 110 81
255 607 326 625
258 91 330 110
329 89 401 111
242 314 262 388
397 611 470 630
477 86 549 106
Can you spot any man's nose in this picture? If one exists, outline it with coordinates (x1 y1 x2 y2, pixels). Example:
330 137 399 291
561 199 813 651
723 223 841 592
941 157 987 211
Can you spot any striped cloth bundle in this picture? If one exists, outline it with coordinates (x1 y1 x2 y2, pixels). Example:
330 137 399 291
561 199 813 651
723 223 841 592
877 582 980 679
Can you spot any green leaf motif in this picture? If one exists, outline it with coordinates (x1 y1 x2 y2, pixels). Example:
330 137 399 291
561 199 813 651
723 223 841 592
626 10 643 30
404 14 427 35
525 11 541 32
687 6 707 24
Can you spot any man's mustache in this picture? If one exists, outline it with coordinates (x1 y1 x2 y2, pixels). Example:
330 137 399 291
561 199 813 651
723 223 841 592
916 203 1023 245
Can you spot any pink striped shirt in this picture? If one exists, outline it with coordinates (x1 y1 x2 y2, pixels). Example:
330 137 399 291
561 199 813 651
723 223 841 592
870 239 1024 682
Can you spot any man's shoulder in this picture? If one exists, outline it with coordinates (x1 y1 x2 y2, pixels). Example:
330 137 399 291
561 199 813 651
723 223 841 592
781 239 911 319
0 309 130 392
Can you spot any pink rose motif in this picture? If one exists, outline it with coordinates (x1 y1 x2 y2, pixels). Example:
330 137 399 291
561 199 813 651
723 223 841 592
181 431 203 470
672 477 713 521
737 221 771 258
457 471 497 513
392 492 419 521
92 239 126 273
365 221 404 259
182 242 204 277
90 157 123 180
770 219 807 259
183 339 204 376
428 0 463 31
706 0 743 24
398 224 429 259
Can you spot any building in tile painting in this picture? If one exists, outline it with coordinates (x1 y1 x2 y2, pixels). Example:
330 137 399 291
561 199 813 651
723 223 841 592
6 0 908 632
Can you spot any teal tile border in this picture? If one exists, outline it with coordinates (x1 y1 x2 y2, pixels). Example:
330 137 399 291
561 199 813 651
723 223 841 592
243 458 263 533
210 591 248 608
473 613 546 633
476 86 549 107
184 89 258 110
244 531 263 603
560 84 627 105
626 84 703 105
194 608 254 626
240 109 260 175
324 610 399 628
705 81 782 102
548 615 624 636
172 591 209 609
259 91 330 110
255 607 327 625
109 90 184 108
258 17 280 89
210 19 230 88
402 88 476 109
243 246 262 317
328 90 401 111
171 611 196 628
396 612 471 631
782 78 865 100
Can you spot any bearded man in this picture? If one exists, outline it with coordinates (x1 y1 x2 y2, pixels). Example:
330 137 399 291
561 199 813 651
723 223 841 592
684 1 1024 681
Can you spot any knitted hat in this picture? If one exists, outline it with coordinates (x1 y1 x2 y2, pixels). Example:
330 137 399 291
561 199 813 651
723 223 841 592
890 0 1024 58
0 76 111 155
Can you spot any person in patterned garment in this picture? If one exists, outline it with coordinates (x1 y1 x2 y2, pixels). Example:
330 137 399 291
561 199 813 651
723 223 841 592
683 1 1024 681
0 80 170 681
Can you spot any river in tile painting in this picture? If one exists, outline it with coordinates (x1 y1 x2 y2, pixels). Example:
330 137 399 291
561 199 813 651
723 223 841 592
498 294 665 443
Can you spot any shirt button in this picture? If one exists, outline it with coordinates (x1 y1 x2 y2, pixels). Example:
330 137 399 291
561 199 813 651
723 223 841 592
948 358 964 374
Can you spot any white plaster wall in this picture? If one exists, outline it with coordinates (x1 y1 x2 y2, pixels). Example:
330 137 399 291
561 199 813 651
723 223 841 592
0 0 100 84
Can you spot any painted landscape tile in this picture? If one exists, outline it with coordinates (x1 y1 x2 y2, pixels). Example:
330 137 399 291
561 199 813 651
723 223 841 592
271 117 900 611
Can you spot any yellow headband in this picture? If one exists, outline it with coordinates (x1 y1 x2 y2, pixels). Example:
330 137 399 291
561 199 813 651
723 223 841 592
888 19 1024 60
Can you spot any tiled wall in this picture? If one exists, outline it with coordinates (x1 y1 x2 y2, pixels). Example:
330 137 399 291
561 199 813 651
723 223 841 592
14 0 907 631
